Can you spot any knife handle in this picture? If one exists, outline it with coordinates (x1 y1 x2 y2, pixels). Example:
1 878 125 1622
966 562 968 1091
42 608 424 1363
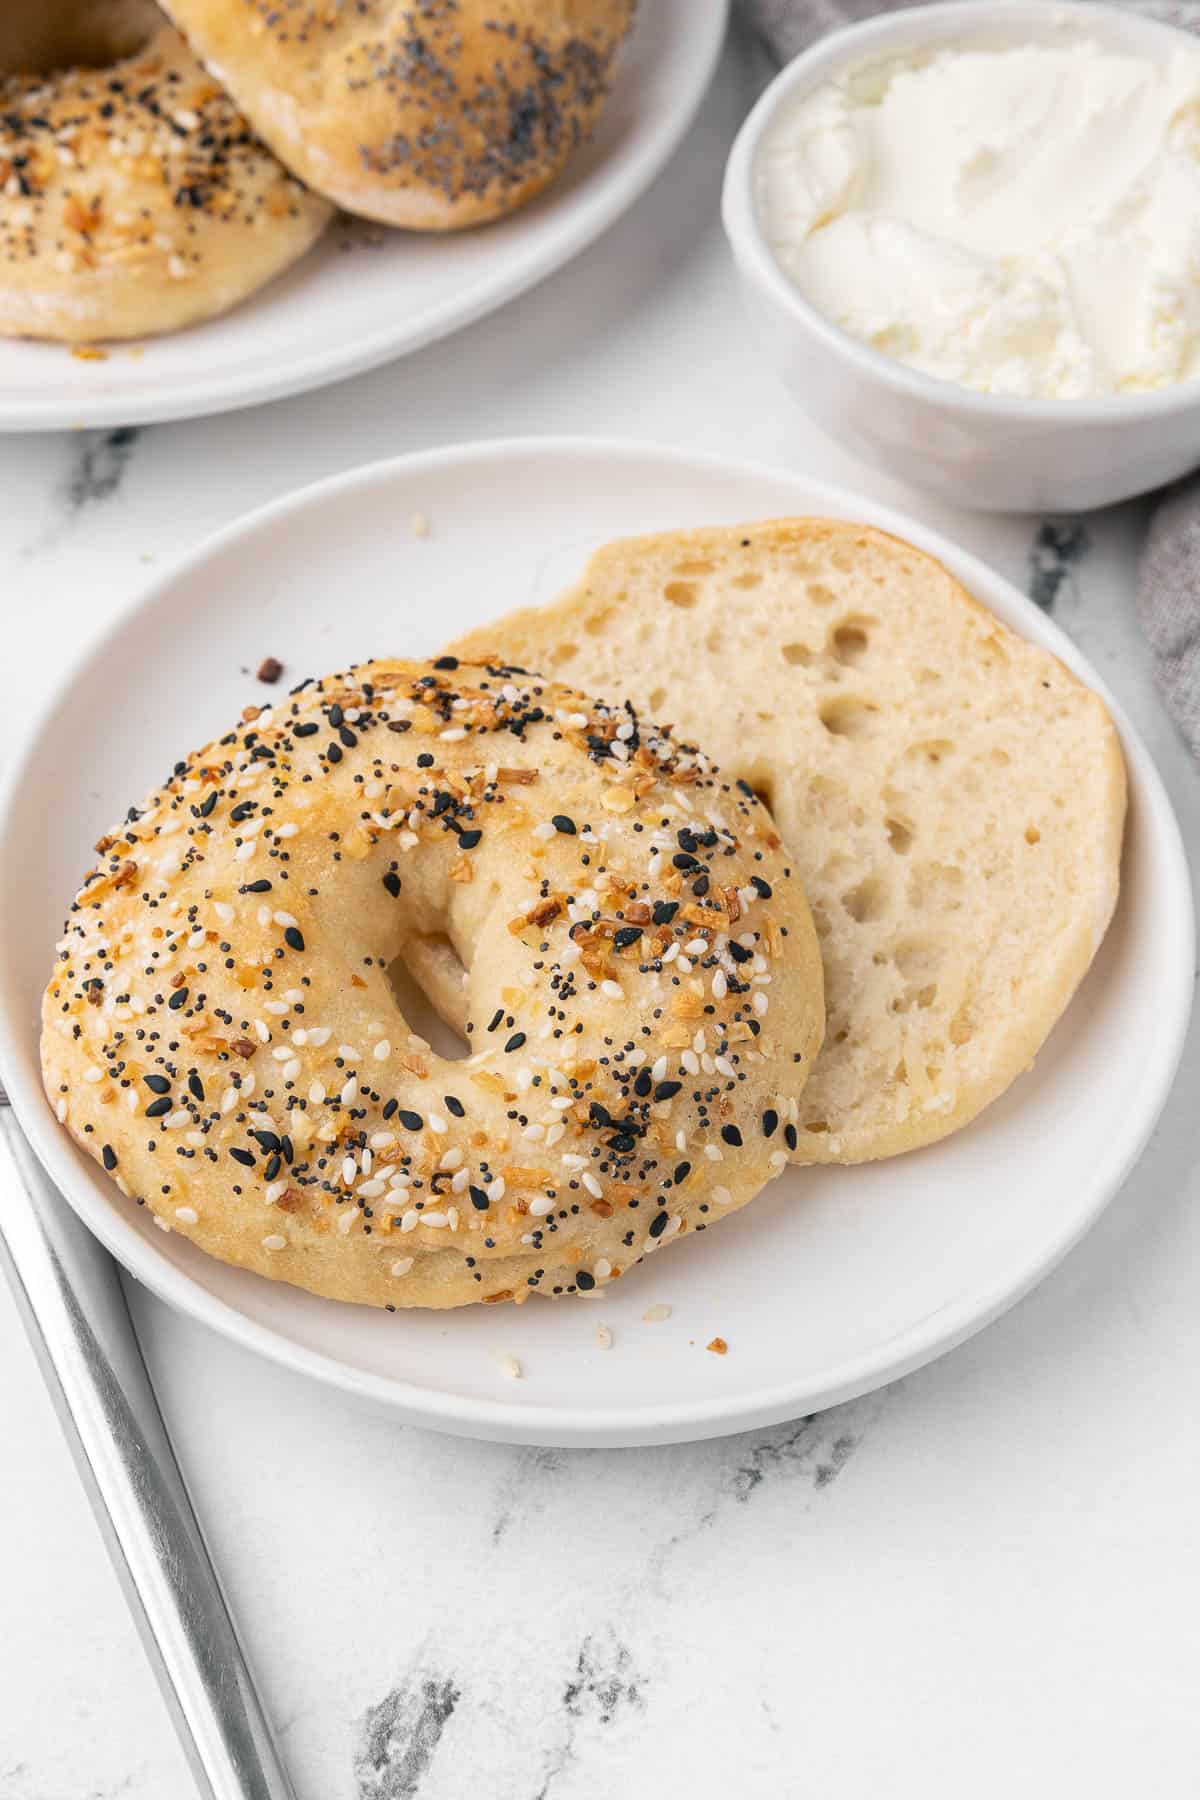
0 1109 295 1800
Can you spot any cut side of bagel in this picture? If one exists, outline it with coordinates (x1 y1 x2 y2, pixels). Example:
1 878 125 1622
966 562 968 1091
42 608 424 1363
448 519 1127 1165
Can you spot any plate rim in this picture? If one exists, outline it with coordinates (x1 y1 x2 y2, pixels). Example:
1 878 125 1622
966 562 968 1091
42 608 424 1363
1 435 1193 1445
0 1 729 432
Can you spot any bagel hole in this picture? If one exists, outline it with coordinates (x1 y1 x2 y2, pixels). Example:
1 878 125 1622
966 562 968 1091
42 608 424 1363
1 0 158 73
388 937 471 1061
736 763 777 820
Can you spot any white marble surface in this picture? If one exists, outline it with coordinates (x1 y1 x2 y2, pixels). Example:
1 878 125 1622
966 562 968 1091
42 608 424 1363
3 24 1200 1800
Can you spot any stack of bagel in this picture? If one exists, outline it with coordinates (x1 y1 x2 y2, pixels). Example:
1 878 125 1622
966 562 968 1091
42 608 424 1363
0 0 635 343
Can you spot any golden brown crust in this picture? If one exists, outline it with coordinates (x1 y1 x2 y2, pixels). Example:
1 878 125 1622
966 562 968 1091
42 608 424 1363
159 0 636 228
42 659 824 1309
0 7 332 343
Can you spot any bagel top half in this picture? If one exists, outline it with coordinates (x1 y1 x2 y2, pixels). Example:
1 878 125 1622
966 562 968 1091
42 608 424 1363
158 0 636 229
42 658 824 1309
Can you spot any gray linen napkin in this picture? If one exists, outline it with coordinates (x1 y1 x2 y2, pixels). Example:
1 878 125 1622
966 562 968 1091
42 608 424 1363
742 0 1200 757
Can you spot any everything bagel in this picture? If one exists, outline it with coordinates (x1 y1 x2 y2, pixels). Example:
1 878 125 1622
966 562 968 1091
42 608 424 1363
0 0 332 343
42 659 824 1309
157 0 636 230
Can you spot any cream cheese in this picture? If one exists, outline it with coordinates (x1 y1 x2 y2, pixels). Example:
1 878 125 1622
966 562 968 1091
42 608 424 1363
756 38 1200 399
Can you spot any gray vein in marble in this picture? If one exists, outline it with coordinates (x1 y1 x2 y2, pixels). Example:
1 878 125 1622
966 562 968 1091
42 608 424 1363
354 1667 461 1800
727 1412 864 1502
491 1446 564 1544
18 426 143 558
533 1627 646 1800
65 426 140 516
643 1392 884 1588
1029 522 1090 611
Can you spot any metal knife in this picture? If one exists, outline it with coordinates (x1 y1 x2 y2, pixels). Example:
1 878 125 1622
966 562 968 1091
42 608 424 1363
0 1086 295 1800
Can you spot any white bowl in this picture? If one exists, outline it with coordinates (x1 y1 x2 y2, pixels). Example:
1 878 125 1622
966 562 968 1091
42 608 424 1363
722 0 1200 513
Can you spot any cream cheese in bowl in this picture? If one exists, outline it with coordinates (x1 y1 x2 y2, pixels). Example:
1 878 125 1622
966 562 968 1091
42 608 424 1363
756 37 1200 399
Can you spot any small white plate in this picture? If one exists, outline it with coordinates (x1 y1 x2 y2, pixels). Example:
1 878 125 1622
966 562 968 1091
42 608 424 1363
0 440 1191 1445
0 3 726 432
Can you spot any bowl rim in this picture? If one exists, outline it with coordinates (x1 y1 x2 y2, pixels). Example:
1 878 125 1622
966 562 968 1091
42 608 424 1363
722 0 1200 425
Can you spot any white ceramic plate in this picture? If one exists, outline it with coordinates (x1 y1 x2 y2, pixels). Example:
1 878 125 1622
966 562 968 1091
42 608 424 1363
0 3 726 432
0 440 1191 1445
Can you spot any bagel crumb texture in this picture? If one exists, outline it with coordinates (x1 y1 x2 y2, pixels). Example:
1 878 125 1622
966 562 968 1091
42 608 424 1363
0 9 332 343
42 658 824 1309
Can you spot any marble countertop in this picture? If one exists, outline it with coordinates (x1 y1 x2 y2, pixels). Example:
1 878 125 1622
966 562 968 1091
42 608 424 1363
3 26 1199 1800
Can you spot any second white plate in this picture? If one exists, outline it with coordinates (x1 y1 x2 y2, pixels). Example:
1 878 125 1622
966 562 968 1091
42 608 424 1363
0 439 1191 1443
0 3 726 430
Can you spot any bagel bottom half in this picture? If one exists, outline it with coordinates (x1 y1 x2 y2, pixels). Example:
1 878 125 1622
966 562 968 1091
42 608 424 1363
42 659 823 1309
447 521 1126 1166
